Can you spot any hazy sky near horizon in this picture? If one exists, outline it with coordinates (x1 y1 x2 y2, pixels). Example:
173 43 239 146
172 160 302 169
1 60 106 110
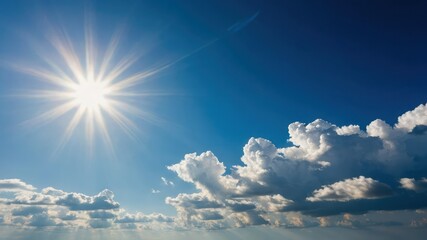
1 0 427 239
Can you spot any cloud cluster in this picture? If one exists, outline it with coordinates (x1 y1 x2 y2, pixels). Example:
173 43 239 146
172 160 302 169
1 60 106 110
1 103 426 230
56 189 119 211
115 212 173 224
306 176 393 202
165 103 427 229
0 179 36 192
400 178 427 193
0 180 172 230
9 187 120 211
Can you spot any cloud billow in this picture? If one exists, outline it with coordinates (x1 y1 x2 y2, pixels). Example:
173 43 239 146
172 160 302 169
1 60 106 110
306 176 393 202
1 103 427 230
166 103 427 228
0 181 174 230
400 178 427 192
0 179 36 192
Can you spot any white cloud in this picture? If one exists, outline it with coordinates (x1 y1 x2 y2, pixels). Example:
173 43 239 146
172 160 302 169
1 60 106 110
12 206 46 216
59 213 77 221
306 176 393 202
115 212 174 224
165 103 427 227
41 187 66 196
88 211 116 219
165 193 223 209
286 214 305 227
336 213 354 227
256 194 294 212
167 151 239 198
318 216 330 227
283 119 333 161
0 179 136 230
395 103 427 132
11 191 58 205
336 125 363 136
89 219 112 228
161 177 174 186
400 178 427 192
197 210 224 221
28 213 59 227
0 179 36 192
225 199 256 212
1 103 427 231
55 189 120 211
8 187 120 212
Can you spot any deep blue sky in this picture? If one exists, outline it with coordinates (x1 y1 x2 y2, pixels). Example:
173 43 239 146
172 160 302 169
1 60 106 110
0 0 426 209
0 0 426 233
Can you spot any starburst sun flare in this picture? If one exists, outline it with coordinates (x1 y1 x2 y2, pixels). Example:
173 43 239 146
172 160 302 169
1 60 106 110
74 81 108 109
14 22 162 153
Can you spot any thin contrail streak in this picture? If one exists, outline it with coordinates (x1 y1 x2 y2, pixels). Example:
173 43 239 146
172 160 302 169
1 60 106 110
154 11 259 72
149 38 220 75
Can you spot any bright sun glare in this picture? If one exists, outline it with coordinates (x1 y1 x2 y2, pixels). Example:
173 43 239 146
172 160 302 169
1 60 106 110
14 20 164 154
74 81 108 109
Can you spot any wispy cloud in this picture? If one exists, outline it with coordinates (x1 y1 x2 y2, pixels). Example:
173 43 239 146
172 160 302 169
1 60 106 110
228 11 260 33
161 177 174 186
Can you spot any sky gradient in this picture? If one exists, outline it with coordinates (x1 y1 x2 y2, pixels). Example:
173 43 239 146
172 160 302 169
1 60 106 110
0 0 427 239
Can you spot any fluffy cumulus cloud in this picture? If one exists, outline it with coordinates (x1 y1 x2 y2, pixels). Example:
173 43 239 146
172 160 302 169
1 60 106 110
89 219 112 229
0 179 172 230
8 187 120 211
12 206 46 216
88 211 116 219
28 213 58 227
0 179 36 192
165 103 427 229
56 189 119 211
1 103 427 231
115 213 174 224
306 176 393 202
400 178 427 192
395 104 427 132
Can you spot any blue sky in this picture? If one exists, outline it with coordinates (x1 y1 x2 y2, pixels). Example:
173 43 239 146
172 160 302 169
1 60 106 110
0 0 427 239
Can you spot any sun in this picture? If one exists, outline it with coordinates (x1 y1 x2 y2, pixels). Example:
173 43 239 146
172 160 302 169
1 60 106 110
14 21 163 154
73 81 108 109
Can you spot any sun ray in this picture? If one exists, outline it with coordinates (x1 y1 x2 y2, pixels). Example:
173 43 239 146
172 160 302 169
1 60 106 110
108 99 163 126
84 13 96 83
93 106 115 157
96 29 122 83
37 54 78 85
85 108 96 154
107 90 172 97
101 51 140 84
49 32 86 83
102 101 139 138
56 105 86 152
11 66 75 89
14 89 75 101
23 100 78 127
106 68 159 93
